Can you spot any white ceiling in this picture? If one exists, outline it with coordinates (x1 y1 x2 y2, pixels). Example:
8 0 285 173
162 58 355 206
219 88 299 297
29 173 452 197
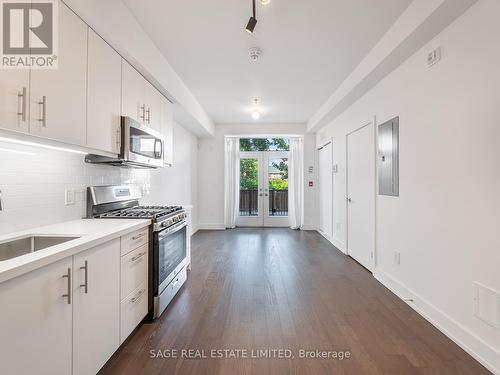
123 0 412 125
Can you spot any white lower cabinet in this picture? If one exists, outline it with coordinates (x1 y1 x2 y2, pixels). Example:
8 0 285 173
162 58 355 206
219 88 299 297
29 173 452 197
73 239 121 375
0 257 73 375
0 227 149 375
120 281 148 343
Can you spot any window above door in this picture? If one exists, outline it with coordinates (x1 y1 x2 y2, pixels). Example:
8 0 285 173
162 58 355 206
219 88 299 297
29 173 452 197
240 138 289 152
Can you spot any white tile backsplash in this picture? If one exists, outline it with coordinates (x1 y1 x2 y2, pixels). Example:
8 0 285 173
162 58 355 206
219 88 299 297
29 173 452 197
0 140 150 235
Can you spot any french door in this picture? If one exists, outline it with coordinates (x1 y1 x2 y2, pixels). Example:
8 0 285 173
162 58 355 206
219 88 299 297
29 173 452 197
237 151 290 227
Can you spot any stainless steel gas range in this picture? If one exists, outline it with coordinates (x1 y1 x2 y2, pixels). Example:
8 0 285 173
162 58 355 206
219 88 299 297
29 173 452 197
87 185 188 320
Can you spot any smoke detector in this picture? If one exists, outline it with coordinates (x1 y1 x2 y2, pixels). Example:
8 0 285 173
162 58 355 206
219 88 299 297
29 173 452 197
249 47 262 62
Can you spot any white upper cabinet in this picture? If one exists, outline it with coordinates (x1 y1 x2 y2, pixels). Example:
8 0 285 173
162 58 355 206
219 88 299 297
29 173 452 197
0 257 73 375
0 70 29 133
122 60 146 123
73 239 121 375
29 2 87 146
87 29 122 155
144 81 162 131
161 96 174 166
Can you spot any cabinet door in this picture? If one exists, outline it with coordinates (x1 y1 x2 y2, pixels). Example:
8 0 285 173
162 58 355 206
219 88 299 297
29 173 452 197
87 29 122 154
29 2 87 146
145 82 162 131
0 257 73 375
73 239 120 375
160 96 174 166
0 70 29 133
122 60 146 123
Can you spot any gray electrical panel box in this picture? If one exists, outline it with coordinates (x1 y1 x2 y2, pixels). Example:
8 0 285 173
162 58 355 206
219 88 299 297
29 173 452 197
378 117 399 196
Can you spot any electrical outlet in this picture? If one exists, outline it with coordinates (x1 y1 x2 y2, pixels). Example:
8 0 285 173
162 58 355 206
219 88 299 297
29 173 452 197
394 251 401 265
65 189 76 206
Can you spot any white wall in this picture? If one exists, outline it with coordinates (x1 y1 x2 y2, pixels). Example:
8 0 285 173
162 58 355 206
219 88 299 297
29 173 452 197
0 122 198 235
197 123 317 229
315 0 500 371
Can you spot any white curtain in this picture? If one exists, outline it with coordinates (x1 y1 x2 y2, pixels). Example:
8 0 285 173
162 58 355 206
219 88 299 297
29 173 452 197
288 137 304 229
224 137 240 229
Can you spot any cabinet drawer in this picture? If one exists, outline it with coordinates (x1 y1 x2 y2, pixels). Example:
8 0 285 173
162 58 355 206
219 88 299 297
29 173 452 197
121 244 148 299
120 281 148 344
156 266 187 317
121 227 149 256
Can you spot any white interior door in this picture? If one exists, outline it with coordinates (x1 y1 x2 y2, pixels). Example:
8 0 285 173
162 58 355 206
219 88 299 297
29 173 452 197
347 124 375 271
319 142 333 239
237 151 290 227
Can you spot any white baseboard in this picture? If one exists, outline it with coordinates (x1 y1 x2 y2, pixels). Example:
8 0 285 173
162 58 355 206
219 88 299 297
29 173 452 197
330 237 346 254
301 224 317 231
197 223 226 230
374 269 500 374
191 225 199 235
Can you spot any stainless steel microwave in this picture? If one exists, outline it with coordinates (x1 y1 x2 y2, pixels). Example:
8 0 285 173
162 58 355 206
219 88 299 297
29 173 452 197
84 116 165 169
120 116 164 168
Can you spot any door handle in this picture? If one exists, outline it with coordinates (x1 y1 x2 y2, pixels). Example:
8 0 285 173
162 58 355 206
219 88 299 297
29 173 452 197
79 260 88 294
17 87 27 122
62 268 71 304
38 96 47 127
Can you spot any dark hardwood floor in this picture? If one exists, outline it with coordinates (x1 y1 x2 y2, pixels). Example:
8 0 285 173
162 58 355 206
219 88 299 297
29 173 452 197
100 228 489 375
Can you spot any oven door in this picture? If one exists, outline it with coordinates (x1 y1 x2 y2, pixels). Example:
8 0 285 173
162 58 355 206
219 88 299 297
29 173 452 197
121 116 164 168
155 221 187 296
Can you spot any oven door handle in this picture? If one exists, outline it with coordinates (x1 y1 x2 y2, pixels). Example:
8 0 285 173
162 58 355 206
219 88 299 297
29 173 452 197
158 221 187 239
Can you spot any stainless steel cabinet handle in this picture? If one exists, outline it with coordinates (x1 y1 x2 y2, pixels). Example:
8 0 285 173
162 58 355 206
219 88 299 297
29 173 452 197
264 194 269 197
38 96 47 127
131 232 146 241
140 104 146 121
17 87 27 122
130 288 145 303
62 268 71 304
258 193 263 197
79 260 88 294
130 252 146 262
145 107 151 124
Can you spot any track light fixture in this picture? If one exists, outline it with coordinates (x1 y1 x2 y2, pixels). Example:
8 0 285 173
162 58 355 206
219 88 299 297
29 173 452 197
246 0 257 34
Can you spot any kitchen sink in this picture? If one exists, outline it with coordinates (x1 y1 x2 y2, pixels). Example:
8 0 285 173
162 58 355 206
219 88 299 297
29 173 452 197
0 236 81 261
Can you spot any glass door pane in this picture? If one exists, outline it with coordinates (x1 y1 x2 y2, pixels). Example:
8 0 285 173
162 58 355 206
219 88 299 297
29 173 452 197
239 158 260 217
267 157 288 217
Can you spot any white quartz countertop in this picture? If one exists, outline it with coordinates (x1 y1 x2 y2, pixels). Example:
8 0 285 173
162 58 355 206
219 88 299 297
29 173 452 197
0 219 151 284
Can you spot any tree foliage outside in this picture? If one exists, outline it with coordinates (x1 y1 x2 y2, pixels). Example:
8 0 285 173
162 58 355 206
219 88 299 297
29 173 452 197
239 138 289 191
240 158 259 189
240 138 289 152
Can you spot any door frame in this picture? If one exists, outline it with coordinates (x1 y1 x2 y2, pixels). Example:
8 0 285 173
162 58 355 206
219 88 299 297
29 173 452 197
317 140 333 241
236 150 290 227
345 120 377 272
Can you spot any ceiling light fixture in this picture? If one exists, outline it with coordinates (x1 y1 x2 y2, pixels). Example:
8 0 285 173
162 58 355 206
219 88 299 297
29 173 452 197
251 98 261 120
245 0 257 34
